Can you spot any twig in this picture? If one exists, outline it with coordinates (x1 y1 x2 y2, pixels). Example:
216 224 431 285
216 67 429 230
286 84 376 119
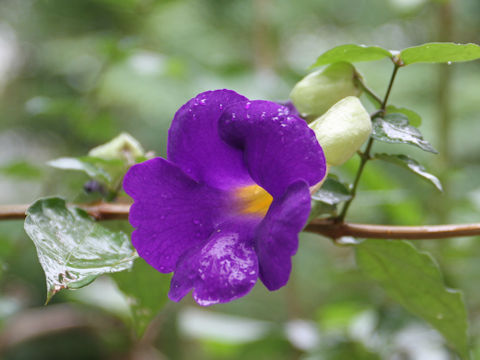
305 219 480 240
3 203 480 240
0 202 130 221
337 63 401 221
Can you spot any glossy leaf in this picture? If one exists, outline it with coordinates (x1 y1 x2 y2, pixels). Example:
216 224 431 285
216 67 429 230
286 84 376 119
48 157 112 183
48 156 126 187
24 197 136 303
386 105 422 127
113 258 171 337
400 42 480 65
372 113 437 153
311 44 392 67
356 240 470 359
312 178 351 205
308 200 337 221
374 153 442 191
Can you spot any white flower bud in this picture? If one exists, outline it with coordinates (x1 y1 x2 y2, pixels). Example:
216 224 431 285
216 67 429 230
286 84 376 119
89 132 144 160
309 97 371 166
290 62 361 122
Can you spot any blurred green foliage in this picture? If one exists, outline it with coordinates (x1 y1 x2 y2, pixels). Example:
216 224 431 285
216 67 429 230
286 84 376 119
1 0 480 359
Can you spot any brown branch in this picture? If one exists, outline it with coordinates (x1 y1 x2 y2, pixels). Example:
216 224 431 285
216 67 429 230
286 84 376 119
305 219 480 240
2 203 480 240
0 203 130 221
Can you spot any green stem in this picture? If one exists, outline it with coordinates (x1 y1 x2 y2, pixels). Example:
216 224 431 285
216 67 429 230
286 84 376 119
337 138 373 221
354 75 382 107
381 64 400 111
337 64 400 222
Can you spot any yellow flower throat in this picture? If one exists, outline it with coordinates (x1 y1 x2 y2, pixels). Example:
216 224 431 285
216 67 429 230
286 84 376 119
235 184 273 217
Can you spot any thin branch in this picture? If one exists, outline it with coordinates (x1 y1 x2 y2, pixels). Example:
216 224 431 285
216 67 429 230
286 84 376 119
305 219 480 240
0 203 130 221
381 64 400 110
3 203 480 240
337 63 401 221
337 137 373 221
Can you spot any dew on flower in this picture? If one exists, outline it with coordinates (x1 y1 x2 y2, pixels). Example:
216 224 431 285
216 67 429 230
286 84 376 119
123 89 326 306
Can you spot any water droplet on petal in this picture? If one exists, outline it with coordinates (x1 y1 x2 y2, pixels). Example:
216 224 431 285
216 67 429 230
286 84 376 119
199 98 207 105
244 101 251 109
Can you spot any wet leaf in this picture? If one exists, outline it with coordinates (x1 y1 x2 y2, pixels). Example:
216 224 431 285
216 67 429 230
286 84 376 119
374 153 442 191
113 258 171 337
24 197 136 303
48 156 126 189
356 240 470 359
312 178 351 205
400 42 480 65
372 113 437 153
386 105 422 127
311 44 392 67
48 157 112 183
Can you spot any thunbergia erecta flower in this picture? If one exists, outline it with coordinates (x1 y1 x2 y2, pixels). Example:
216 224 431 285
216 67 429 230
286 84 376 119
123 89 326 306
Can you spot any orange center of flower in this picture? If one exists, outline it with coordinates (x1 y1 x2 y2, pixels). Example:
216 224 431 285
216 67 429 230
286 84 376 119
235 184 273 216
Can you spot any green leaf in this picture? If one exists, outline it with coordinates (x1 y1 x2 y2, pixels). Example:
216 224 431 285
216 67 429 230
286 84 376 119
112 258 171 337
400 42 480 65
356 240 470 359
48 157 112 183
48 156 126 188
311 44 392 67
309 200 337 221
24 197 136 303
386 105 422 127
372 113 437 153
0 160 44 180
312 178 351 205
374 153 442 191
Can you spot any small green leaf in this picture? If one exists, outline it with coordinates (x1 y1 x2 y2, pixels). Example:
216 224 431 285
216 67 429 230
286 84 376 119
113 258 171 337
372 113 437 153
0 160 44 180
312 178 351 205
356 240 470 359
311 44 392 68
386 105 422 127
48 157 112 183
308 200 337 221
374 153 442 191
24 197 136 303
400 42 480 65
48 156 126 188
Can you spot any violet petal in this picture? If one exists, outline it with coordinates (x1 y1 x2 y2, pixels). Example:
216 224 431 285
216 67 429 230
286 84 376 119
169 219 259 306
256 181 311 290
124 157 227 273
218 100 326 197
168 89 252 189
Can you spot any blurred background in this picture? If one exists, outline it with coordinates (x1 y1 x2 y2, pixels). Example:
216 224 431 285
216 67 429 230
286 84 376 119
1 0 480 359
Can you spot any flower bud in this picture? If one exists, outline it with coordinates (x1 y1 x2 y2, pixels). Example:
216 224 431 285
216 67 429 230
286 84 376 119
309 97 371 166
89 132 144 160
290 62 361 122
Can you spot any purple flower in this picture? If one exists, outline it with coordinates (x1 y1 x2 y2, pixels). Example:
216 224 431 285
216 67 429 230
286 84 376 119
123 89 326 306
